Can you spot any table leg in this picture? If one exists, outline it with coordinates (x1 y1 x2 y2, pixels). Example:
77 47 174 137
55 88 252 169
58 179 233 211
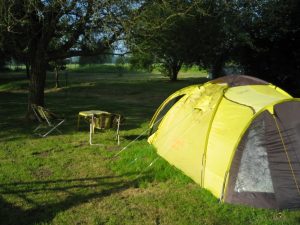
91 115 95 134
116 115 121 145
89 123 93 145
77 115 81 130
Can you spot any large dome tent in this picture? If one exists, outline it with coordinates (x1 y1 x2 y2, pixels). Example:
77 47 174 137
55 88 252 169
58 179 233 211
148 75 300 209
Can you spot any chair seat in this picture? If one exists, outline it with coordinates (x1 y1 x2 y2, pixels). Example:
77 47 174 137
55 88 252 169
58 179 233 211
31 104 65 137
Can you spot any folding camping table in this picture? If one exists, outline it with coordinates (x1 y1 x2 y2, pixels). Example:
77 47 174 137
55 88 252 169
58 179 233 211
77 110 110 133
77 110 121 145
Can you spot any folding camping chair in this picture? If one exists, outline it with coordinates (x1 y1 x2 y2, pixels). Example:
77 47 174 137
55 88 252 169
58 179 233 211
31 104 65 137
89 112 122 146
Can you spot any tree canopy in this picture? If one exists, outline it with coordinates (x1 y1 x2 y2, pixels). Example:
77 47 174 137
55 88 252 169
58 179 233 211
0 0 137 113
127 0 300 85
127 0 201 81
127 0 237 80
231 0 300 88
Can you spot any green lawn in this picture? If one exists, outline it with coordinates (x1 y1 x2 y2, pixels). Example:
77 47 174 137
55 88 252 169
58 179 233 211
0 67 300 225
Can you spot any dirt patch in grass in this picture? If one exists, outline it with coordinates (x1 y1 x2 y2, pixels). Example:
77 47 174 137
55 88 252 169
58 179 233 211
32 151 51 158
120 183 167 198
105 145 122 151
32 167 53 179
73 141 87 148
32 148 63 158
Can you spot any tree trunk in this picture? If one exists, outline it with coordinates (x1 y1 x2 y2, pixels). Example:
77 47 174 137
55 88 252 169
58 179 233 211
169 61 182 81
55 67 59 88
27 56 47 118
25 62 30 79
211 57 225 79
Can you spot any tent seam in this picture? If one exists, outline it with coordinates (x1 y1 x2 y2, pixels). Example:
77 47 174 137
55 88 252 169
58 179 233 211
222 89 256 114
201 87 227 188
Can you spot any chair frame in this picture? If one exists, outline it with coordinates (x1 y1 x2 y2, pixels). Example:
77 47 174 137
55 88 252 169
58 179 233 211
31 104 65 137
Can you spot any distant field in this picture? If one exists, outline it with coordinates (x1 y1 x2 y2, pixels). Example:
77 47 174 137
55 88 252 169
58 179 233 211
66 64 208 79
0 67 299 225
5 63 208 78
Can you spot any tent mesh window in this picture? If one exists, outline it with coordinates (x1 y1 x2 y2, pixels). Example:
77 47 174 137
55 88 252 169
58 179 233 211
234 120 274 193
150 95 185 135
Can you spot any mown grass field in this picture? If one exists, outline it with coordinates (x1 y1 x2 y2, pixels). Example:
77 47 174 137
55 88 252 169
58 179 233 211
0 65 300 225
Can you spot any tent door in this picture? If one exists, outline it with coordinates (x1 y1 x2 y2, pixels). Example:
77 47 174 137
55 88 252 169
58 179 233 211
225 105 300 209
225 111 277 208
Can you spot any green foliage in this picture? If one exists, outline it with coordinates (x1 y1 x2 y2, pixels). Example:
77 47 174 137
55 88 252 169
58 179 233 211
127 0 233 80
129 53 154 72
127 0 192 80
229 0 300 90
127 0 300 84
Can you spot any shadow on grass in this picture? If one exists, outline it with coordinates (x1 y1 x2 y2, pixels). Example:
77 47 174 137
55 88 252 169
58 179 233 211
0 173 150 225
123 135 148 141
0 73 27 86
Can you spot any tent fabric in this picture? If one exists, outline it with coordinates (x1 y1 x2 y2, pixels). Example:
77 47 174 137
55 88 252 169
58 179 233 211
211 75 269 87
148 75 300 209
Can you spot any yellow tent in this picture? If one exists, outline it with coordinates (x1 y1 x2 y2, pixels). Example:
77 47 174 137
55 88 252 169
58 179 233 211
148 75 300 209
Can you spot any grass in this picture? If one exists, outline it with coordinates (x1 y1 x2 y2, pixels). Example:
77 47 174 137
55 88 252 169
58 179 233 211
0 66 300 225
66 64 130 74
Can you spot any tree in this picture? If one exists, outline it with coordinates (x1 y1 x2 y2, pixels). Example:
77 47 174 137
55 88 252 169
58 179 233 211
129 52 154 72
127 0 196 81
230 0 300 90
0 50 9 71
0 0 135 116
127 0 235 80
